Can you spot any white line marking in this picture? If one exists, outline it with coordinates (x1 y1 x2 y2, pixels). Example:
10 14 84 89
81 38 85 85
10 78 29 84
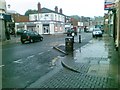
0 65 5 67
48 50 50 52
13 59 22 63
51 57 59 66
15 59 22 62
27 55 35 59
38 52 44 55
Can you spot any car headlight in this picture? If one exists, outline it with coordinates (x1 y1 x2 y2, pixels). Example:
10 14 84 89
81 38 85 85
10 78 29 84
93 32 96 34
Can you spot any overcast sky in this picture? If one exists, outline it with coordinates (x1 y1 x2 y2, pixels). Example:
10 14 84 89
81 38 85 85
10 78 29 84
5 0 105 17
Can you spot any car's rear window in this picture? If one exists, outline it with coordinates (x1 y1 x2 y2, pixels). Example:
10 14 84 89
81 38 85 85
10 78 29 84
94 28 100 31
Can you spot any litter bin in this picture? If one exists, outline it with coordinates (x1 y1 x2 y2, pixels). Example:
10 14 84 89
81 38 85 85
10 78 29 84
65 37 73 52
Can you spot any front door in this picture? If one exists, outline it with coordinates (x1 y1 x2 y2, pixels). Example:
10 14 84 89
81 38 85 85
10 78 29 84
43 24 50 34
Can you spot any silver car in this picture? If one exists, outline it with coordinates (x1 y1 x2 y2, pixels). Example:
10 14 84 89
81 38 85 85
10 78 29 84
92 28 103 37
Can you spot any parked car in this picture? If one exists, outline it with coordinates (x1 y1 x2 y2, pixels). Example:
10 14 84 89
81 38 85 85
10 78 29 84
16 29 27 35
20 30 43 44
92 28 103 37
84 26 89 32
89 27 94 32
100 27 104 33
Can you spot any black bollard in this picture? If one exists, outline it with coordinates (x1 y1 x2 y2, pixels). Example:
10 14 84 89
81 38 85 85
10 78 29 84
72 36 74 43
79 35 81 43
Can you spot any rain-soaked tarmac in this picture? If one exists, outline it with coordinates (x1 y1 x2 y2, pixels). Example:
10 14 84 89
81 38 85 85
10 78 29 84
28 34 120 88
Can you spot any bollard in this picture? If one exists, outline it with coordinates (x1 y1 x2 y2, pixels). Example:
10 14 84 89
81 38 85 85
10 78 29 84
65 37 73 52
71 32 75 43
79 35 81 43
72 36 74 43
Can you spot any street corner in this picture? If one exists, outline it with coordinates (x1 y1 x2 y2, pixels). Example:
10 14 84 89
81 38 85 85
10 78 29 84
53 44 68 55
61 59 80 73
1 36 21 46
1 40 11 46
61 56 92 74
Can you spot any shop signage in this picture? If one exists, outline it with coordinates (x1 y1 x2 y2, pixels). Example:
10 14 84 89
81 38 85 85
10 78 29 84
104 2 115 10
104 0 115 10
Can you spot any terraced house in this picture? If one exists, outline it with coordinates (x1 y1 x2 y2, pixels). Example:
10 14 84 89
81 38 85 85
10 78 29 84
0 0 6 40
104 0 120 53
115 0 120 52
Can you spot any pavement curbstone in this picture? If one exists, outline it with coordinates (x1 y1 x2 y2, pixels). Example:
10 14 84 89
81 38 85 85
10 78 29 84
61 60 80 73
53 46 68 55
1 36 20 45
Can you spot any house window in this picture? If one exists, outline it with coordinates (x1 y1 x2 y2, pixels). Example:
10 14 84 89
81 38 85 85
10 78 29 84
34 15 37 21
55 14 57 21
58 15 60 21
51 14 53 20
45 14 48 17
54 23 58 32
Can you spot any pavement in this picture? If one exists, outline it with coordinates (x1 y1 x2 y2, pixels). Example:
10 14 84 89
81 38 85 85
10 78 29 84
0 35 20 46
28 34 120 88
1 33 120 89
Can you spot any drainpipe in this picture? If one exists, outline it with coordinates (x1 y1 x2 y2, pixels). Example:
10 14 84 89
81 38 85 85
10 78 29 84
119 1 120 51
116 1 120 51
113 9 116 42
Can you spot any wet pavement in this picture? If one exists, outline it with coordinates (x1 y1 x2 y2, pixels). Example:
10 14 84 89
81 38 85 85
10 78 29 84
28 34 120 88
0 35 20 46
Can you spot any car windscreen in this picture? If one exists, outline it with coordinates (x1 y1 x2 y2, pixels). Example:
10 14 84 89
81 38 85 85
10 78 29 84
93 29 101 31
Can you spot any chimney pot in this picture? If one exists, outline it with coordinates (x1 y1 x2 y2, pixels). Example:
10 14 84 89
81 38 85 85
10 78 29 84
55 6 58 12
38 2 41 13
59 8 62 14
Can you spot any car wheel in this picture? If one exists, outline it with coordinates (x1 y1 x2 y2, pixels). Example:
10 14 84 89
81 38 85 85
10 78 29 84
30 39 34 43
40 37 43 41
93 35 95 38
21 40 25 44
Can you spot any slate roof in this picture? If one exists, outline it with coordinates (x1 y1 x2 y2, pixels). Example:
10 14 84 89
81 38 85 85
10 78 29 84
41 7 66 16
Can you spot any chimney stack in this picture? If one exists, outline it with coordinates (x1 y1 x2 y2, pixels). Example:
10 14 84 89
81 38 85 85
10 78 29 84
59 8 62 14
55 6 58 12
38 2 41 13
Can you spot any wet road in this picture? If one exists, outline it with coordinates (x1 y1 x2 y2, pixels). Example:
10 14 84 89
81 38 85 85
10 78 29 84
2 32 92 88
2 34 66 88
28 34 120 88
